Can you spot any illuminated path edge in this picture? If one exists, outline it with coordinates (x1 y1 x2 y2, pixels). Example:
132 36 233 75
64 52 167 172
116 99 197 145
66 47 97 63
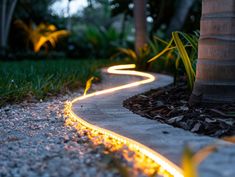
66 64 183 177
65 64 221 177
65 64 183 177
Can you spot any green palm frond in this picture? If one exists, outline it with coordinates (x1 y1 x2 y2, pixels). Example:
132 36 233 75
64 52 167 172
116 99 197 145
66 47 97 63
34 30 69 52
14 20 69 53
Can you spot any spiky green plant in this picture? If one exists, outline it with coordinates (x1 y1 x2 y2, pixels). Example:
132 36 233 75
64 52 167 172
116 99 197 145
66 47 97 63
14 20 69 52
115 41 160 71
148 31 199 90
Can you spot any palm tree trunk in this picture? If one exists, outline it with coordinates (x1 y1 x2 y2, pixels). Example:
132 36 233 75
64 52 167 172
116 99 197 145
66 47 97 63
134 0 147 55
190 0 235 104
5 0 17 43
0 0 7 49
119 13 127 45
0 0 17 53
166 0 196 37
67 0 72 31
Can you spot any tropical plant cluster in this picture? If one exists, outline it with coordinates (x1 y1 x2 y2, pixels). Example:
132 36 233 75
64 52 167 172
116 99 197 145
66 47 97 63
67 25 122 59
1 0 201 61
115 31 199 89
148 31 199 90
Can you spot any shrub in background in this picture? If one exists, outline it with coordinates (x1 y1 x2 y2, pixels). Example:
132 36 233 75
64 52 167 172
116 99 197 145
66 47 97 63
113 35 177 72
67 25 122 59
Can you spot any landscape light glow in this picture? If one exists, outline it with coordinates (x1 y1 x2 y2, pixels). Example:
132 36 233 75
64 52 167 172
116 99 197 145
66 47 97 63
65 64 183 177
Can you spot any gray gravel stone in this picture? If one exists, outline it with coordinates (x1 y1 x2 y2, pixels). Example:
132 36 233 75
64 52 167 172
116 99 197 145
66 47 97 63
0 89 147 177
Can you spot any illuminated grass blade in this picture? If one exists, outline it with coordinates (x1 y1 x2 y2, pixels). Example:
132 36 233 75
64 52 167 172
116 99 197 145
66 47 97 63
182 146 198 177
182 145 216 177
84 76 95 96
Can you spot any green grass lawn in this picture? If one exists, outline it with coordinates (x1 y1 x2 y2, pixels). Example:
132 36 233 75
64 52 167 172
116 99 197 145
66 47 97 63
0 59 119 106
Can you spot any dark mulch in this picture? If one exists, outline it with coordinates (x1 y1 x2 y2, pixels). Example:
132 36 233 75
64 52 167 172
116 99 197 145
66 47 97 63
123 82 235 138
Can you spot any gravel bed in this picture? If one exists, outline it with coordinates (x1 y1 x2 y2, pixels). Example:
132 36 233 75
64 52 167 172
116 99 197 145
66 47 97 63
0 90 146 177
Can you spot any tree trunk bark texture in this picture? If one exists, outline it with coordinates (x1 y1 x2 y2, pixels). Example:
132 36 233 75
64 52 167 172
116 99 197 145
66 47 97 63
166 0 196 37
0 0 17 51
120 13 127 45
0 0 7 49
134 0 147 55
190 0 235 104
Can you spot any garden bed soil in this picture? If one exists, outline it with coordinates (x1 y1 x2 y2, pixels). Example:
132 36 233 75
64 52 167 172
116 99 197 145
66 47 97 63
123 82 235 138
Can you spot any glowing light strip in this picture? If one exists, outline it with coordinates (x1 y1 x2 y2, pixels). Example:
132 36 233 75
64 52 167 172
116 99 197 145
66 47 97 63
66 64 183 177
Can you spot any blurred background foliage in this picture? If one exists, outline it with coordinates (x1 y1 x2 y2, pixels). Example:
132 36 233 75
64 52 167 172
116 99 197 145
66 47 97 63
0 0 201 105
1 0 201 60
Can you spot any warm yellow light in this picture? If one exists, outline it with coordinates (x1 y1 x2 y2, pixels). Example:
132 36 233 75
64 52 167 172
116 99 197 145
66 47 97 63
65 64 183 177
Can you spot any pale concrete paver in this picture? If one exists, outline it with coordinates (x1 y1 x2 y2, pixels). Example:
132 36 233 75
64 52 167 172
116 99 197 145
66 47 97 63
72 69 235 177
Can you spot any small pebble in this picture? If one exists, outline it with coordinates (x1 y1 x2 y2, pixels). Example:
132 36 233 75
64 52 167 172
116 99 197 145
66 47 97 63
0 89 147 177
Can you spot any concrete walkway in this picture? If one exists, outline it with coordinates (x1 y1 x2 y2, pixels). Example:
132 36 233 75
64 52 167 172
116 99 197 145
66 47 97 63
72 68 235 177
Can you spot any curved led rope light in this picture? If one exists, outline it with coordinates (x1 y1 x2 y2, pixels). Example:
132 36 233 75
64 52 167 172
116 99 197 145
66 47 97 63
65 64 184 177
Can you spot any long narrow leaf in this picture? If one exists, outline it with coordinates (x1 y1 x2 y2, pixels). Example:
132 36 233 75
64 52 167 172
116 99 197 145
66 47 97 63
172 32 195 90
222 136 235 143
34 36 47 52
192 145 216 165
178 32 198 51
118 48 137 61
182 146 198 177
34 30 69 52
148 39 173 63
148 40 158 54
153 35 169 45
